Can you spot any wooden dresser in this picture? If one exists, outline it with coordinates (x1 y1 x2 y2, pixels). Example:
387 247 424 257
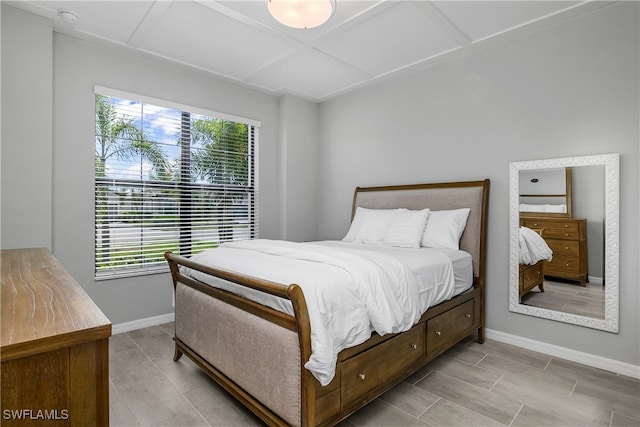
1 248 111 426
520 217 588 286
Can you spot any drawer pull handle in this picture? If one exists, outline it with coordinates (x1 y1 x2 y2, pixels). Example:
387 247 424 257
435 331 442 336
566 263 570 267
533 223 538 227
565 247 569 250
564 224 569 228
411 343 418 349
465 314 471 318
358 373 366 381
565 233 569 236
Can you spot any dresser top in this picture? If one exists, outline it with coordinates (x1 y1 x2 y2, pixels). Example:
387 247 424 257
1 248 111 361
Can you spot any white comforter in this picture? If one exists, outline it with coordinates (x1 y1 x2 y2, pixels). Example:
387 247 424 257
181 240 457 386
519 227 553 265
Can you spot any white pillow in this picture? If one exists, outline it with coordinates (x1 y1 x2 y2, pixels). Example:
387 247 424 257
383 209 430 248
422 208 470 249
343 207 405 244
342 206 368 242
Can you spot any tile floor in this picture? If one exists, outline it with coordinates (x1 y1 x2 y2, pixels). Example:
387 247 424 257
109 323 639 426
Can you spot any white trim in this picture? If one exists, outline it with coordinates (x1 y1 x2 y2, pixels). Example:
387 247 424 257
486 328 640 379
112 312 175 335
94 85 261 127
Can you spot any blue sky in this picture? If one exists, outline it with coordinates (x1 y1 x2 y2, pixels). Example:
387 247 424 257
102 96 209 181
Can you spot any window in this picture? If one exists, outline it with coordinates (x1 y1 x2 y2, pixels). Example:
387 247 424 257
94 87 259 279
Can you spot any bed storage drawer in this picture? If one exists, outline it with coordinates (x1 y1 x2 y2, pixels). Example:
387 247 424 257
426 300 475 357
520 263 542 295
341 324 425 408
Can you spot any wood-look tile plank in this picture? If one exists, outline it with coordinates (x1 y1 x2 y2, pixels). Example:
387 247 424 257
378 381 440 417
110 333 139 354
426 356 502 390
546 358 640 397
415 371 521 425
343 399 429 427
154 357 218 395
184 382 263 426
404 364 434 385
477 353 560 383
466 339 551 370
572 380 640 420
152 409 210 426
419 398 506 427
110 400 140 426
491 375 611 426
113 371 194 426
489 369 576 404
134 332 176 362
441 341 487 365
611 411 640 427
511 404 602 427
109 347 160 383
128 325 167 340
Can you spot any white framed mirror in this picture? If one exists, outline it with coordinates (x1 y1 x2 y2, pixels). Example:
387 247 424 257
509 153 619 332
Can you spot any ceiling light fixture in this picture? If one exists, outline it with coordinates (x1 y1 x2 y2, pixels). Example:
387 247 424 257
267 0 335 29
57 9 79 24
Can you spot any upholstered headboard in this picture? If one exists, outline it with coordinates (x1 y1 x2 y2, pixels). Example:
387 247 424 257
352 180 490 282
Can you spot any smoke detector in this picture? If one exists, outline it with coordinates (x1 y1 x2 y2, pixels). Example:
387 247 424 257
58 10 79 24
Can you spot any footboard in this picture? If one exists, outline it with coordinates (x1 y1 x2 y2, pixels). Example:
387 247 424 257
166 252 316 426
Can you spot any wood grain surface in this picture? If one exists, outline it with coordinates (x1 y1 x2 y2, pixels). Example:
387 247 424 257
1 247 111 361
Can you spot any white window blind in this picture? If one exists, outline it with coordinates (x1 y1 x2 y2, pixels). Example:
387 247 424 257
94 89 259 279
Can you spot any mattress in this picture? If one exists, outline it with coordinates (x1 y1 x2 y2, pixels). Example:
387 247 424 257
180 239 473 385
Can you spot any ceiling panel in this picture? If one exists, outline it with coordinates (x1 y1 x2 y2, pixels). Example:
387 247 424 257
246 48 369 99
432 1 582 41
30 0 153 44
138 1 296 80
7 0 597 101
315 2 464 76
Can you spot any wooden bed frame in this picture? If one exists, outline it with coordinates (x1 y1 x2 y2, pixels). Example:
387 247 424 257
519 227 545 298
519 261 545 297
165 179 490 427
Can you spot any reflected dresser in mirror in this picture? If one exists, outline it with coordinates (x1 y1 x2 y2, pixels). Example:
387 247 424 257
520 217 588 286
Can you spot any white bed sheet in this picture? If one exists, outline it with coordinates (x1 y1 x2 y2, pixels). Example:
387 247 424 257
519 226 553 265
180 240 472 385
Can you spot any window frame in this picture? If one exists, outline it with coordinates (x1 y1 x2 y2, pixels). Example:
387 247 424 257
94 86 260 280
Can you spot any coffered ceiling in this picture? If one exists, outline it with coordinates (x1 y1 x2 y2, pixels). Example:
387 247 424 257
7 0 605 102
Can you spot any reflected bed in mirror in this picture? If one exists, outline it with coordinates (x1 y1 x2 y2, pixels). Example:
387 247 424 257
509 154 619 333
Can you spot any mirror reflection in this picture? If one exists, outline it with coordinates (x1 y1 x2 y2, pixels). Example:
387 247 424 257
518 165 604 318
509 154 619 333
519 167 572 217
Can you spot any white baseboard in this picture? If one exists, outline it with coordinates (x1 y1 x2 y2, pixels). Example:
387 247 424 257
112 312 175 335
486 328 640 379
588 275 603 285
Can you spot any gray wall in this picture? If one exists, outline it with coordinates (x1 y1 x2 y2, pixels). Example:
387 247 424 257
1 7 53 249
277 94 320 242
318 2 639 366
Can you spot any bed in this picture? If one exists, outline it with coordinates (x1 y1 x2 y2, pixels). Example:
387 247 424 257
518 226 553 297
164 180 489 427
